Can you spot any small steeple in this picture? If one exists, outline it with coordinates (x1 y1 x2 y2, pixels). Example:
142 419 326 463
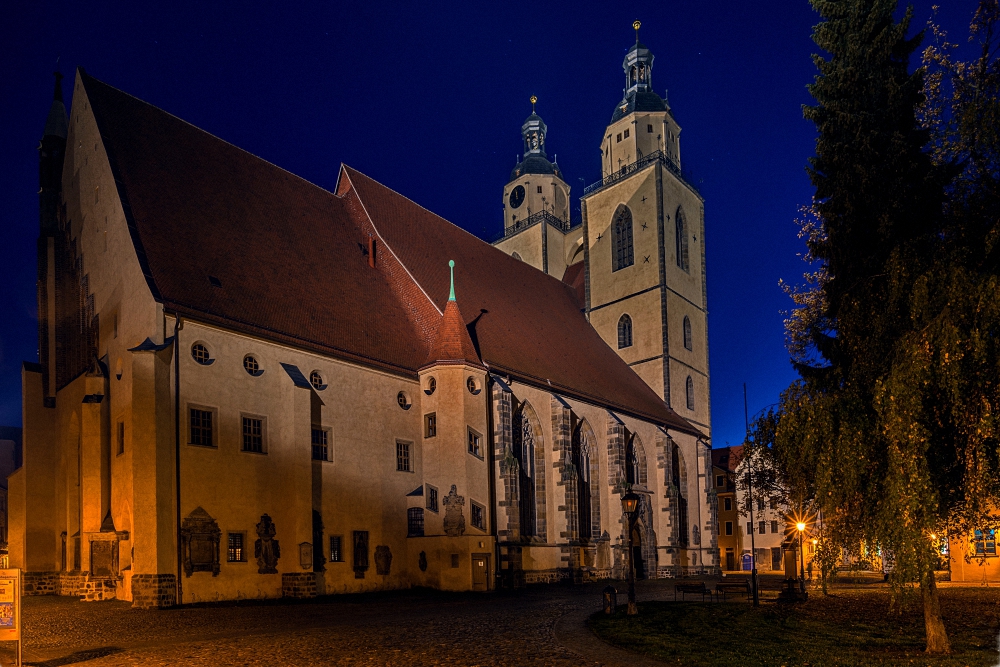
623 21 654 96
423 261 484 369
521 95 547 158
43 71 68 139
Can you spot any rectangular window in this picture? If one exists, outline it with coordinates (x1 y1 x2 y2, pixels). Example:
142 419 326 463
616 133 622 142
451 553 459 568
770 498 778 510
758 521 766 535
424 413 436 438
716 474 723 487
329 535 343 562
426 485 439 512
407 508 424 537
396 441 412 472
647 124 653 133
468 428 482 458
623 128 630 138
116 421 125 456
723 497 732 512
974 529 997 556
725 521 733 536
190 408 214 447
241 415 265 453
756 498 765 511
227 532 245 562
471 502 485 531
746 522 753 535
770 520 779 534
311 427 329 461
536 185 542 193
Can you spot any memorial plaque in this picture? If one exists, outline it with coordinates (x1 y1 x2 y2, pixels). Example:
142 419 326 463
91 541 114 577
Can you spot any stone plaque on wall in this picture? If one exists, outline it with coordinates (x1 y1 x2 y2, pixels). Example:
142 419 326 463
375 546 392 576
443 485 466 537
91 540 115 577
255 514 280 574
181 507 221 577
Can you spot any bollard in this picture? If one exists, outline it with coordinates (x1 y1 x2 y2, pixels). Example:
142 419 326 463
603 585 618 614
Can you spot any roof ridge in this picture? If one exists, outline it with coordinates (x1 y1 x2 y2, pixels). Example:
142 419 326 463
80 70 343 201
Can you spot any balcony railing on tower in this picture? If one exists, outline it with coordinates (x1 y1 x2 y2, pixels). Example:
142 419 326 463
583 150 700 197
489 209 574 243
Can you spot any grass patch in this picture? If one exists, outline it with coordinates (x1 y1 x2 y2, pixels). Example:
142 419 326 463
589 588 1000 666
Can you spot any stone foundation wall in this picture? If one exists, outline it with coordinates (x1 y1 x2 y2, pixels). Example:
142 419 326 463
131 574 176 609
58 574 89 596
281 572 317 599
81 578 117 601
524 568 571 585
23 571 58 596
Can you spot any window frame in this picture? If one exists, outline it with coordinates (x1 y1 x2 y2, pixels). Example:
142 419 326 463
311 425 332 462
407 507 425 537
190 342 214 366
612 206 635 272
470 501 486 531
467 427 483 459
396 439 413 472
683 316 693 351
685 376 695 411
240 413 267 454
725 521 733 536
426 484 439 513
424 413 437 438
329 535 344 563
617 313 633 349
227 531 247 563
188 405 218 448
723 497 732 512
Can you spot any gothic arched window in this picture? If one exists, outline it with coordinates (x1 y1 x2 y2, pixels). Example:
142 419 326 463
514 406 536 538
625 434 640 486
572 423 592 539
683 316 692 351
686 376 695 411
617 314 633 349
675 207 690 272
612 206 634 271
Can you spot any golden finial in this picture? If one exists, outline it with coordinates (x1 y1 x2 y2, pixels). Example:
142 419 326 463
633 20 641 41
530 95 537 112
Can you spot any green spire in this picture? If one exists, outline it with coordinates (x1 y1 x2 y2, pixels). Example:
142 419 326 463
448 260 456 301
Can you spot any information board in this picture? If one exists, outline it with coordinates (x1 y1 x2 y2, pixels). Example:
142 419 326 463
0 569 20 642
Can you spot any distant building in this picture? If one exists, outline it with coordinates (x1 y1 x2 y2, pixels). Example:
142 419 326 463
712 445 741 571
949 525 999 582
11 26 718 608
0 426 21 567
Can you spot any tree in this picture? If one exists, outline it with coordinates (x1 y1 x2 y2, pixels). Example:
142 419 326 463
774 0 1000 653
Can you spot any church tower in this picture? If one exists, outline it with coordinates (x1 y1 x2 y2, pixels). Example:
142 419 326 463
493 98 584 279
580 23 710 441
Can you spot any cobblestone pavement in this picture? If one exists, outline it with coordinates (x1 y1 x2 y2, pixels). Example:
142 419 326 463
0 579 690 667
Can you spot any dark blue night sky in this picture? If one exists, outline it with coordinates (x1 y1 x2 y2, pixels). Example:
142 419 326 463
0 1 980 447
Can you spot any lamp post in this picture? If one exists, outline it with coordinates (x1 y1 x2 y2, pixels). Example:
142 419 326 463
796 522 806 594
621 489 640 616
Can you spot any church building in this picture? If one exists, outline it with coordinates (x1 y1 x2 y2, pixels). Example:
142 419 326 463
10 27 717 608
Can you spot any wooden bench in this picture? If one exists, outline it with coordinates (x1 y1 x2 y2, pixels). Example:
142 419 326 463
716 580 751 601
674 582 711 601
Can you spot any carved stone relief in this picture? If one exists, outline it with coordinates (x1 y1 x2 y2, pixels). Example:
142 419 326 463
181 506 221 577
375 545 392 575
254 514 280 574
443 485 466 537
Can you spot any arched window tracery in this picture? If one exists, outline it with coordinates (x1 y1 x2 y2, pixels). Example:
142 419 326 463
513 404 537 538
686 376 695 411
617 314 633 349
675 207 689 272
683 316 692 351
612 206 634 271
572 422 592 540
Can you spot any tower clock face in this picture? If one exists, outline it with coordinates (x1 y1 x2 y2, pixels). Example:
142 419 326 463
509 185 525 209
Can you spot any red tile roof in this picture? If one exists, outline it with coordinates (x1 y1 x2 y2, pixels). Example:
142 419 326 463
424 298 484 370
81 70 699 436
712 445 744 472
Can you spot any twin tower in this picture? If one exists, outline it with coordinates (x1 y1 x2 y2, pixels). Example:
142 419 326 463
494 24 710 441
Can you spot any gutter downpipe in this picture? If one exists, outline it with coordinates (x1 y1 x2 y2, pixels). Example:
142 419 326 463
485 369 500 591
173 315 183 606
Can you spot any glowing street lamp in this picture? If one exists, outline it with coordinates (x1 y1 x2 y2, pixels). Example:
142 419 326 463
796 521 806 593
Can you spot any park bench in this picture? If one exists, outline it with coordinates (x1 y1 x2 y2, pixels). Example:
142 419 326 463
716 580 751 601
674 581 711 601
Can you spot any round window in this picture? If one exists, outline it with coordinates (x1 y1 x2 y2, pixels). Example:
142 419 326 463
397 391 411 410
191 343 211 365
243 355 259 375
425 377 436 396
310 371 324 390
467 377 481 395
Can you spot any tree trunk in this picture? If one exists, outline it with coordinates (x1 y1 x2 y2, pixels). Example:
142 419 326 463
921 564 951 654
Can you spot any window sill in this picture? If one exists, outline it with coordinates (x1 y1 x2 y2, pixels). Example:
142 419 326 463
188 442 217 448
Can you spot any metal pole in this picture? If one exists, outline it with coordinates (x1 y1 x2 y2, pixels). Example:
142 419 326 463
799 529 806 594
627 514 637 615
744 384 759 607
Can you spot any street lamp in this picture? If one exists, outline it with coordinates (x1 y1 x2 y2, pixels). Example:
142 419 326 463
796 522 806 594
621 489 640 615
